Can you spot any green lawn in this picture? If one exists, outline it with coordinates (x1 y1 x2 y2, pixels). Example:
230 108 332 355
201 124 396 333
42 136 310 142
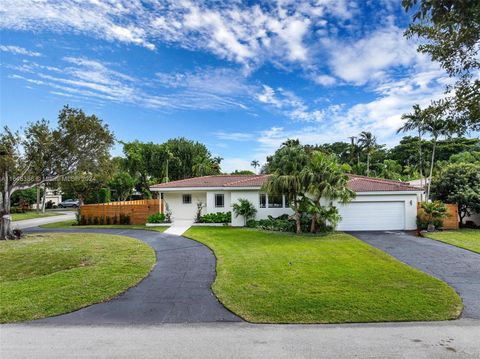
0 232 155 323
425 229 480 254
12 211 60 221
40 220 167 232
185 227 462 324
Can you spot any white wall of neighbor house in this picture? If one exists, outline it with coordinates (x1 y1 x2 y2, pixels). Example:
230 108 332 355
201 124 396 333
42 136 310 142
163 191 206 221
465 212 480 226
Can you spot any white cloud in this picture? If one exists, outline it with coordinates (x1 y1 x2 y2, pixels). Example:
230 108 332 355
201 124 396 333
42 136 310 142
8 57 255 111
314 74 336 86
0 0 361 69
221 157 257 174
0 45 41 56
255 85 326 122
323 25 426 85
214 132 253 141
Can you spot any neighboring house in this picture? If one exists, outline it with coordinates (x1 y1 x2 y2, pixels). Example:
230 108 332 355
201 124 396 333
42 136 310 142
33 188 62 209
407 178 429 202
150 175 423 231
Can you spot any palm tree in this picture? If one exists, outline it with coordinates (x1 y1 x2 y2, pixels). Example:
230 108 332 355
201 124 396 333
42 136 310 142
251 160 260 173
358 131 376 176
301 152 355 232
232 198 257 226
262 141 309 234
192 155 214 176
162 149 174 183
398 104 426 190
422 104 448 199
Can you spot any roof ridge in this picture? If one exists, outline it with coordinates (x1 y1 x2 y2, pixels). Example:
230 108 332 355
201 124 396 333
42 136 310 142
348 174 409 185
225 174 270 186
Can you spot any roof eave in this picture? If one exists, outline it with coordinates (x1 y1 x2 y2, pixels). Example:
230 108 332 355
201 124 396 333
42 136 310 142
150 186 262 192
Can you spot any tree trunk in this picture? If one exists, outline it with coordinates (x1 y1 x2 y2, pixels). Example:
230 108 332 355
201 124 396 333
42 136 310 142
418 130 424 191
294 210 302 234
310 213 317 233
427 138 437 200
36 186 40 213
1 171 13 240
41 183 46 213
366 154 370 176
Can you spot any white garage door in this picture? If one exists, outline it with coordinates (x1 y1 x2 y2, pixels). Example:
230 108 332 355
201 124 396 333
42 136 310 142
337 201 405 231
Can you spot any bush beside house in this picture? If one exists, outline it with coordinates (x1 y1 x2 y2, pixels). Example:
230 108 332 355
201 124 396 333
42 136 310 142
198 212 232 224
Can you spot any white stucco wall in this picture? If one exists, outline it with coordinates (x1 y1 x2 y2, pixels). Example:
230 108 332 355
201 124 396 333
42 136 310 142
160 189 419 230
230 190 293 226
163 191 206 221
205 191 231 214
230 191 418 230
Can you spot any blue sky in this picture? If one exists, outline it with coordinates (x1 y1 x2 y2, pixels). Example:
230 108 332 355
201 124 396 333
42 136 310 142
0 0 454 172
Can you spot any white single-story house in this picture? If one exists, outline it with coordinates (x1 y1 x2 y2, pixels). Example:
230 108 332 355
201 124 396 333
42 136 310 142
150 174 423 231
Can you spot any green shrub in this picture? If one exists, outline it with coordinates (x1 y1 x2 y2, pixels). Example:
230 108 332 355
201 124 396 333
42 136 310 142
417 216 443 231
98 187 111 203
198 212 232 223
418 201 449 230
147 212 166 223
247 214 314 233
119 214 131 225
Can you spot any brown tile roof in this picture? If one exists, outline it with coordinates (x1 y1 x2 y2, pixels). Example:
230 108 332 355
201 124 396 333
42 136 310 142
150 175 270 189
346 174 423 192
151 174 423 192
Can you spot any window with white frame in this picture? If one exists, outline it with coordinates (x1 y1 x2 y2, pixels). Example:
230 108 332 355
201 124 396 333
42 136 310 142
259 193 266 208
215 194 224 208
182 194 192 204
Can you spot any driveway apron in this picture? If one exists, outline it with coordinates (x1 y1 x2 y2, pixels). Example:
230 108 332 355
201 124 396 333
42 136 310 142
25 228 241 324
351 231 480 319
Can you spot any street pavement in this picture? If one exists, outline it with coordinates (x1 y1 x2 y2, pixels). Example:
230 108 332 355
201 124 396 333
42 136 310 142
11 212 76 229
2 320 479 358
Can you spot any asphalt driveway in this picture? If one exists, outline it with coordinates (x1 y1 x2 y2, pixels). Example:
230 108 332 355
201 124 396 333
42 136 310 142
351 231 480 319
26 228 241 324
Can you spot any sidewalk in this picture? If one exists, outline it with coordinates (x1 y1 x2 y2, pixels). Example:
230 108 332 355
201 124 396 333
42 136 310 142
164 220 194 236
2 320 479 358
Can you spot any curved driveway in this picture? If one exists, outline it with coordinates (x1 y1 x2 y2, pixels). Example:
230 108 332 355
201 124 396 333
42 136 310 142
26 228 241 324
351 231 480 319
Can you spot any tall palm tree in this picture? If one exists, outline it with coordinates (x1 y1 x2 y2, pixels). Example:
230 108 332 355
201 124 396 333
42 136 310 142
423 104 448 199
162 149 173 183
262 141 309 234
358 131 376 176
251 160 260 173
398 104 426 190
301 152 355 232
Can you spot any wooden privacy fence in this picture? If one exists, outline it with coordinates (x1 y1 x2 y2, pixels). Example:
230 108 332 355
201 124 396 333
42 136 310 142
80 199 162 225
417 203 459 230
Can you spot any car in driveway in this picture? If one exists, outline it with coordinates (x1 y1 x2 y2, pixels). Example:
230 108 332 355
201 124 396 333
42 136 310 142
58 199 80 208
